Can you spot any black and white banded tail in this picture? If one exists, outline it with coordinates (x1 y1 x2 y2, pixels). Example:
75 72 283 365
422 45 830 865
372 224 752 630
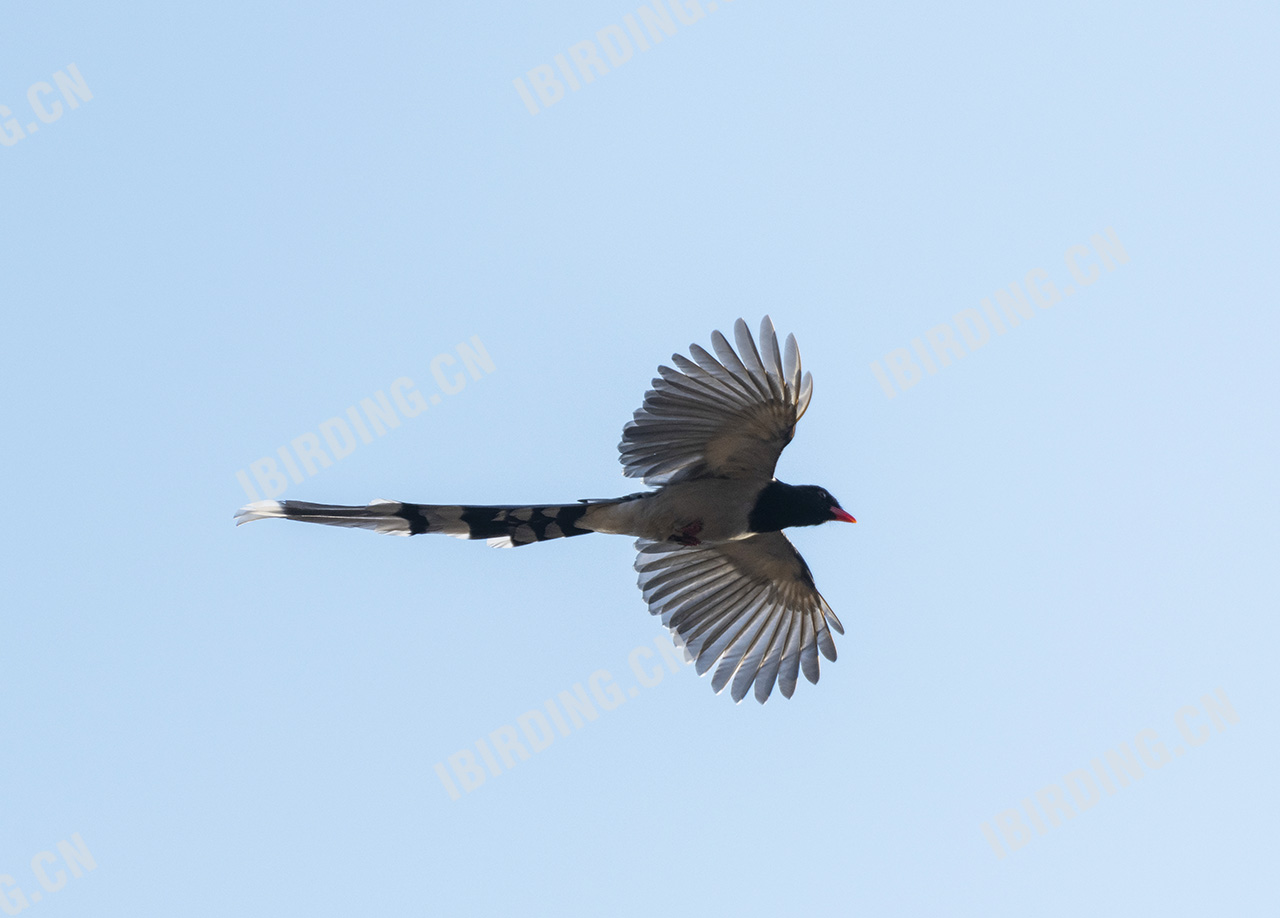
234 499 600 547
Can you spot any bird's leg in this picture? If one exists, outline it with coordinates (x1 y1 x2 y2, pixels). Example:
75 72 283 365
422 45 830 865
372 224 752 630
669 520 703 547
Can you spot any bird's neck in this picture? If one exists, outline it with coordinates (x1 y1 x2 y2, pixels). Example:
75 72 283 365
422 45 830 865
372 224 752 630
747 480 809 532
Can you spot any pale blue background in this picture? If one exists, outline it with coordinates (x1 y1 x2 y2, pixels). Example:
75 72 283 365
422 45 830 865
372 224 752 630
3 2 1277 916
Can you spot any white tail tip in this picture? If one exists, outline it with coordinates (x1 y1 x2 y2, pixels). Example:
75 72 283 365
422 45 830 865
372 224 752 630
235 500 285 525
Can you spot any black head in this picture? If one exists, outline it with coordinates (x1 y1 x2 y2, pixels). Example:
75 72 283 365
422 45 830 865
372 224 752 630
748 481 857 532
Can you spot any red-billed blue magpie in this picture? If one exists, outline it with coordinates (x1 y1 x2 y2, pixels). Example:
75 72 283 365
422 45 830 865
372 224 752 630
236 317 855 703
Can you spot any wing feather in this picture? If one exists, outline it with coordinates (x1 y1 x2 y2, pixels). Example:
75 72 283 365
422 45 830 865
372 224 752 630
799 612 820 685
619 317 810 484
783 333 802 395
633 532 844 703
759 317 786 396
729 607 786 702
750 608 796 703
711 595 776 694
776 611 804 699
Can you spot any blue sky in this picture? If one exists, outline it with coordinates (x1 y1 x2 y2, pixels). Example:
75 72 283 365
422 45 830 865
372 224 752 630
3 2 1277 915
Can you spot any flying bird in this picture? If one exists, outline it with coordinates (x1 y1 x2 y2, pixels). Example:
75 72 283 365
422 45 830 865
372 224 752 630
236 317 855 703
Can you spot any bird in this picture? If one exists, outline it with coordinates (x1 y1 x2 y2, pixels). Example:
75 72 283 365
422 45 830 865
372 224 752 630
235 317 855 703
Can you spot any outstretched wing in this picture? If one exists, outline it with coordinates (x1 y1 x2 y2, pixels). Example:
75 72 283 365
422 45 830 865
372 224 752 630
634 532 844 703
618 316 814 485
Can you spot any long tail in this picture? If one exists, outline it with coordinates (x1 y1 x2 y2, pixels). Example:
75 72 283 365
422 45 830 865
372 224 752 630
234 498 603 547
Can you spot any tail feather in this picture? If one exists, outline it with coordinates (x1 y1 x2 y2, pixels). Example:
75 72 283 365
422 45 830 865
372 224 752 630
234 498 600 547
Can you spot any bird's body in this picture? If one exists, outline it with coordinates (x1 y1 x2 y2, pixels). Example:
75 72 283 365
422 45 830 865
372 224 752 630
237 317 856 703
587 477 765 543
